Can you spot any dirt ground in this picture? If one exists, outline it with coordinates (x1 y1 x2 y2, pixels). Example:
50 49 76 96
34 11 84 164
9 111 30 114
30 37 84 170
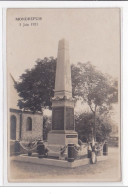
8 147 121 183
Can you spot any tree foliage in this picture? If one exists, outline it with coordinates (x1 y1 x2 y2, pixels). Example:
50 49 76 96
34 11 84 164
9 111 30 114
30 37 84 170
75 112 112 142
72 62 118 139
16 57 56 112
72 62 118 114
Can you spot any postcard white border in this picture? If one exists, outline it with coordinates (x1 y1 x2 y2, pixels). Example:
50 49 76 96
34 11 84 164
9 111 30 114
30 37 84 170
0 7 3 187
0 1 128 187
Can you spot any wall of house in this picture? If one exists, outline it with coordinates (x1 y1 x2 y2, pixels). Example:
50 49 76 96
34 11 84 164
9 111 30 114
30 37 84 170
21 111 43 141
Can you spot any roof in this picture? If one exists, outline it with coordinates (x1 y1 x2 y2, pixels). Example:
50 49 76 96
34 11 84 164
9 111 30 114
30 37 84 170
9 74 19 110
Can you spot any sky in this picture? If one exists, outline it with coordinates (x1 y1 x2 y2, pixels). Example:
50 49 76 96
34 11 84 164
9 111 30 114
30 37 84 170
7 8 120 81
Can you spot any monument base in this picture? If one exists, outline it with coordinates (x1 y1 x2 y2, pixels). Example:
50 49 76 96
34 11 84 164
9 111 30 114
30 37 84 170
47 130 78 146
47 130 78 158
12 155 108 168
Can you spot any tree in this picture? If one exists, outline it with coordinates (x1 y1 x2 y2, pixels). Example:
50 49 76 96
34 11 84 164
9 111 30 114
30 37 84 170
72 62 118 140
16 57 56 112
75 112 112 142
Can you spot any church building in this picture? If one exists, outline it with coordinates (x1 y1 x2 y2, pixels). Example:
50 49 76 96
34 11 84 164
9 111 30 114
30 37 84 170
9 74 43 142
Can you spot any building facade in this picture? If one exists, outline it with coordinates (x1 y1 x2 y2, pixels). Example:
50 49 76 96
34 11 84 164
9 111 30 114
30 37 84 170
9 74 43 142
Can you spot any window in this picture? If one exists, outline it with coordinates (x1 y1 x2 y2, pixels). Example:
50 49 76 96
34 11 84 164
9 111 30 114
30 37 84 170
10 115 16 140
26 117 32 131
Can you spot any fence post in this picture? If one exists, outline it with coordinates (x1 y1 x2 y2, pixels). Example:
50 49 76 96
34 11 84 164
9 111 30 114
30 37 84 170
67 144 75 162
37 140 45 158
14 140 20 156
103 141 108 156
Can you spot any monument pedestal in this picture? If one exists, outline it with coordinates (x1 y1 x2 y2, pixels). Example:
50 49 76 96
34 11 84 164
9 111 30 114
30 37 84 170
47 130 78 158
48 130 78 146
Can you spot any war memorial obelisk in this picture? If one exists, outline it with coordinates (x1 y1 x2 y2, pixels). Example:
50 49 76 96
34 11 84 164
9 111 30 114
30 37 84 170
48 39 78 146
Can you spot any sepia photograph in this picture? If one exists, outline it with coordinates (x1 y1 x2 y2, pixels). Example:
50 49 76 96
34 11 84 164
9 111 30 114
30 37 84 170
7 8 121 182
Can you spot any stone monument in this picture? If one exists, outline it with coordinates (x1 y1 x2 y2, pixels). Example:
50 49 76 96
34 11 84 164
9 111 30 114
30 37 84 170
48 39 78 147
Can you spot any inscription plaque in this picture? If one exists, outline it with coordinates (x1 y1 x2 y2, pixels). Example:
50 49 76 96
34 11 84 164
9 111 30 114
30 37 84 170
66 107 74 130
52 107 64 130
66 135 77 138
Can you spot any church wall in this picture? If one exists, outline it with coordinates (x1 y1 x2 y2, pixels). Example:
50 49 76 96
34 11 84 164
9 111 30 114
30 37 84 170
21 112 43 141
